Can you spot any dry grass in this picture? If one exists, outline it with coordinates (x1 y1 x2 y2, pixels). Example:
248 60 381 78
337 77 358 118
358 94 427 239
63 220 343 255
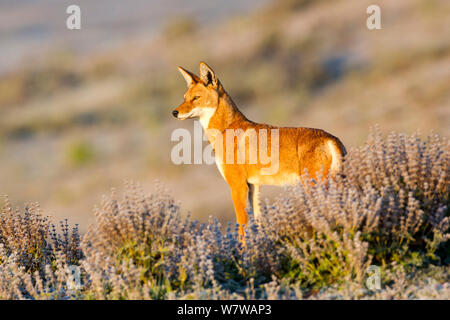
0 129 448 299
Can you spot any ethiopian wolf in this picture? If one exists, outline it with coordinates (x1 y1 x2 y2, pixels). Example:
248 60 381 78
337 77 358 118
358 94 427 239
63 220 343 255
172 62 346 238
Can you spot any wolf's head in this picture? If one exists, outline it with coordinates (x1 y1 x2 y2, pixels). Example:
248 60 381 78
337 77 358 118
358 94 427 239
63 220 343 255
172 62 220 124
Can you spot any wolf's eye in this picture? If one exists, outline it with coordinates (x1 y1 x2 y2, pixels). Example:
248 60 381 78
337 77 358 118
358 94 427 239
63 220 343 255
192 96 200 101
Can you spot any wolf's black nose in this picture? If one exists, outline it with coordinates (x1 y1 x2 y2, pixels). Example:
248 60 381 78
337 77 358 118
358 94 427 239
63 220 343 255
172 110 179 118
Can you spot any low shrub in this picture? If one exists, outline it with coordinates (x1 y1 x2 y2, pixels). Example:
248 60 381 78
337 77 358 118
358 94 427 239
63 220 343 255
0 129 448 299
263 128 449 289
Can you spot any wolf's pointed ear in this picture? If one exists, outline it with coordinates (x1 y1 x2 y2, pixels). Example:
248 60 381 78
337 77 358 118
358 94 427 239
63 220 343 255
178 66 198 87
199 62 218 88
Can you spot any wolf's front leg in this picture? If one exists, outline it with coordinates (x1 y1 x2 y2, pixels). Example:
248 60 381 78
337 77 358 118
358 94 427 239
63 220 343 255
230 182 249 241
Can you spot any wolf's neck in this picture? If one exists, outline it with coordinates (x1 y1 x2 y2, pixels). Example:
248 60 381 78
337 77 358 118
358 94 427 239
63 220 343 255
209 88 249 132
200 87 249 149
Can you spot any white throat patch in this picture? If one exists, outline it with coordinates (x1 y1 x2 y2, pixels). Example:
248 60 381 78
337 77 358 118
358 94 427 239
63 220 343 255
197 108 216 130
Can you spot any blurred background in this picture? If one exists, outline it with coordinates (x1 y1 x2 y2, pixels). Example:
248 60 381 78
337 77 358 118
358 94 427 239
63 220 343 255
0 0 449 232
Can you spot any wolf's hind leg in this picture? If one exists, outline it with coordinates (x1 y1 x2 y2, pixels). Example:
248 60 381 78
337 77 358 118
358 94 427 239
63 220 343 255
248 183 261 222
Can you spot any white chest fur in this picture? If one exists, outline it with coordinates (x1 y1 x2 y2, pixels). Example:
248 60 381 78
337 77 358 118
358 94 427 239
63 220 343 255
196 107 216 130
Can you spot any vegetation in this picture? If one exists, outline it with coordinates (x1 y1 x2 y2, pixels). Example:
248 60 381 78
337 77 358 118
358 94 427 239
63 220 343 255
1 130 448 299
66 140 96 167
1 0 449 230
0 0 449 301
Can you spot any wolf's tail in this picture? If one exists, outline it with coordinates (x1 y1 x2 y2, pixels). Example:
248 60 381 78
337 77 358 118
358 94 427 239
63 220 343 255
327 139 346 175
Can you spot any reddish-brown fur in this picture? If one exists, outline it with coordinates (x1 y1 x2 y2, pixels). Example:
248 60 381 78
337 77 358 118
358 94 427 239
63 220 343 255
173 62 346 238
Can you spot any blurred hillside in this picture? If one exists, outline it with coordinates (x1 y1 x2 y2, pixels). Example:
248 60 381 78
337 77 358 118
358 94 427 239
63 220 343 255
0 0 449 232
0 0 267 73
